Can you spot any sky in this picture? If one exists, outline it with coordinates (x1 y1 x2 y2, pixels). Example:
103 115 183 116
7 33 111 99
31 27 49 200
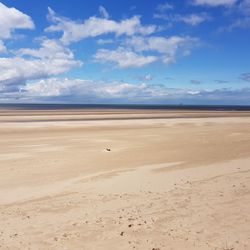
0 0 250 104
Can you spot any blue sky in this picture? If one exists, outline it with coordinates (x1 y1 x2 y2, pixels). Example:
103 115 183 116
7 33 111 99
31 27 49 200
0 0 250 104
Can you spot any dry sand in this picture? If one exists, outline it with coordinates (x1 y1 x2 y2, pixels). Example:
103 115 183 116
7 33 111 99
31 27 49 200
0 109 250 249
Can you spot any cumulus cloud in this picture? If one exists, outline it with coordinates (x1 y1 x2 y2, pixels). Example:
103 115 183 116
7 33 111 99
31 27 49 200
45 7 156 45
21 77 206 103
22 78 170 101
0 2 34 40
0 39 82 92
17 39 75 60
0 2 34 52
1 73 250 105
1 77 245 105
93 47 157 68
0 6 82 94
192 0 238 6
125 36 200 64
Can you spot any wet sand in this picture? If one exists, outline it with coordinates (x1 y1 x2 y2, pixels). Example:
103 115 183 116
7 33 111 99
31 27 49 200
0 109 250 249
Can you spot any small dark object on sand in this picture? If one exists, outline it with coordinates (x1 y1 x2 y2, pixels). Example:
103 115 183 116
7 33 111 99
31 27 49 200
106 148 111 151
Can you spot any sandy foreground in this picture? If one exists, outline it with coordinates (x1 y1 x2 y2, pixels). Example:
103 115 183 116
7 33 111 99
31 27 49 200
0 109 250 250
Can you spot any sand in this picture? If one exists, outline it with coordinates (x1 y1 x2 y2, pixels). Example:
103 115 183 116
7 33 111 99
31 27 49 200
0 109 250 249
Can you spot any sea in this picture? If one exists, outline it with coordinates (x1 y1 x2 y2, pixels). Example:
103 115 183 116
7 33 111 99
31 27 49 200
0 103 250 111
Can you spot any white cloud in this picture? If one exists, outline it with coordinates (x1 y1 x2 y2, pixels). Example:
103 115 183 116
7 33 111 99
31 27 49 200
0 2 34 53
0 2 34 40
125 36 199 64
17 39 75 60
24 78 89 97
46 7 156 45
218 0 250 31
177 13 210 25
211 0 250 32
93 47 157 68
19 77 250 105
156 3 174 12
192 0 238 6
99 6 110 19
2 76 250 105
0 39 82 91
154 13 210 26
22 77 192 101
23 78 155 98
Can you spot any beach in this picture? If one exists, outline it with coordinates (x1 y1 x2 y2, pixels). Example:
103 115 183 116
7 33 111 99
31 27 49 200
0 108 250 249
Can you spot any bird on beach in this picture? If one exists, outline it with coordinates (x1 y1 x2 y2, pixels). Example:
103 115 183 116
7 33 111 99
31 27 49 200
106 148 111 151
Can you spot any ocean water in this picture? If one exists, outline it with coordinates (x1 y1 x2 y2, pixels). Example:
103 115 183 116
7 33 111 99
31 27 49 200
0 103 250 111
